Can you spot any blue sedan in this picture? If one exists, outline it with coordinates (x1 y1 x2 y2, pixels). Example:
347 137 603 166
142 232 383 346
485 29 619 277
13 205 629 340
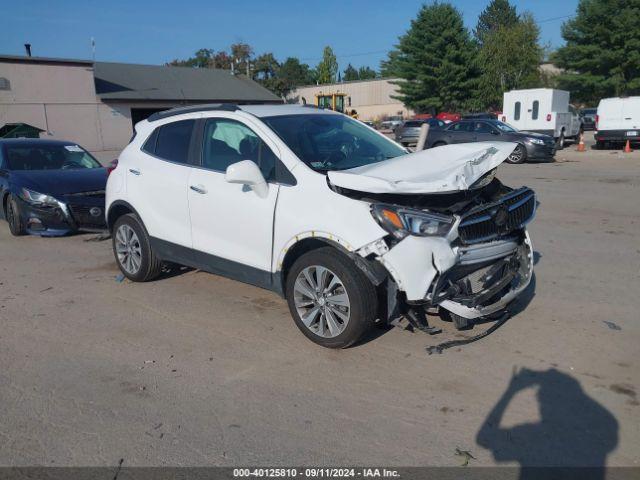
0 139 107 236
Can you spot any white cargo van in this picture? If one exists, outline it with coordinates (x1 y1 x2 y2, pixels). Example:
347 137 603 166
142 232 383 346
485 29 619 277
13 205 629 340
502 88 582 148
595 97 640 148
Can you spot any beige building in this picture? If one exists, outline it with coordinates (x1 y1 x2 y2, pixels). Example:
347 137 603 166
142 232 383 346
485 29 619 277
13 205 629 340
0 54 281 161
287 78 412 121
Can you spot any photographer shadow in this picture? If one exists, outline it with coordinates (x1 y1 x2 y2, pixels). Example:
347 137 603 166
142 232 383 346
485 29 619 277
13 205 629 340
476 368 618 480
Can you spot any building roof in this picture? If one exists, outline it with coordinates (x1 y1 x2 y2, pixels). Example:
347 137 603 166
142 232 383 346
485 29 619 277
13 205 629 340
93 61 281 103
0 54 93 66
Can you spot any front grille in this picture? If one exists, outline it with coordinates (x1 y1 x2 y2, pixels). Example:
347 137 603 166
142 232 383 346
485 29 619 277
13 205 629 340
458 188 535 244
68 204 106 228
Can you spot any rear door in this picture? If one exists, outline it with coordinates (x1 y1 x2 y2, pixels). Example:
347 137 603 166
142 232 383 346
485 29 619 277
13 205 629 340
622 98 640 131
126 119 196 248
445 121 474 143
598 99 624 131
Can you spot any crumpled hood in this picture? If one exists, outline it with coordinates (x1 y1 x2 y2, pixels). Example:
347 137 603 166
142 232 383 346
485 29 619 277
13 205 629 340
10 168 107 197
327 142 517 194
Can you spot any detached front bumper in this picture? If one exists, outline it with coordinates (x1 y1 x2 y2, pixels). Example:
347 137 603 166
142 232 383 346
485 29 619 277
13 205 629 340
15 196 106 236
376 231 533 320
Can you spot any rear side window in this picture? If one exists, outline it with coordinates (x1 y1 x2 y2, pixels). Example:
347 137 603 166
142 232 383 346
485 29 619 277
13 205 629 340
532 100 539 120
448 122 473 132
404 121 422 127
514 102 521 121
142 120 195 164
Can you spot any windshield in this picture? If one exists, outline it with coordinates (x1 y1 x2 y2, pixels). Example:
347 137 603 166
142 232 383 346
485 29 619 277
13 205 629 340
262 114 407 172
494 121 518 133
6 144 102 171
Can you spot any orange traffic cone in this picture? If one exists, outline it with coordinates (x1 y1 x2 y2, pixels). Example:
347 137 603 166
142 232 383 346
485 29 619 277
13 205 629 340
624 139 633 153
576 133 586 152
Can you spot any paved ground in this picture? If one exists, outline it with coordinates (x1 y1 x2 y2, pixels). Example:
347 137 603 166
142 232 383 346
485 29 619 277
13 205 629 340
0 139 638 468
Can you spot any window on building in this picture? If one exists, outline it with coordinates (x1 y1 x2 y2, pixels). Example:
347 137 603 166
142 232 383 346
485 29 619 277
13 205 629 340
0 78 10 90
514 102 521 121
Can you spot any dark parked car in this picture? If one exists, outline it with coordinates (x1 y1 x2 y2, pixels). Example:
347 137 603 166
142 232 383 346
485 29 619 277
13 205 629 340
0 139 107 236
580 108 597 131
395 118 446 146
426 119 556 164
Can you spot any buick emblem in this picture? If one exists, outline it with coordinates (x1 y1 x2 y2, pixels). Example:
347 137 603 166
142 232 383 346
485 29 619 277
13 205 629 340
493 206 509 228
89 207 102 217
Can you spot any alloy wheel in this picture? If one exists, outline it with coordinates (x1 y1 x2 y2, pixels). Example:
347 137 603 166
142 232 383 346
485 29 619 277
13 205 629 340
115 224 142 275
293 265 351 338
508 145 524 163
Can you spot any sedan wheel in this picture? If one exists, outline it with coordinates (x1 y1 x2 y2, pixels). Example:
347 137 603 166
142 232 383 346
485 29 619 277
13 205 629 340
506 144 527 164
293 265 350 338
6 195 26 236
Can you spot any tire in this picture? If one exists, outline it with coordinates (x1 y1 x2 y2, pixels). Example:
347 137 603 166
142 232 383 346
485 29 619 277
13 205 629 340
112 213 162 282
440 309 473 330
596 140 605 150
285 247 377 348
432 141 447 148
506 143 527 164
556 132 565 150
6 194 26 236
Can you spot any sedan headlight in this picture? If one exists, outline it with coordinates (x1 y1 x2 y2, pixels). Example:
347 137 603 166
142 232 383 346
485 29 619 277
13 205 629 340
19 188 59 207
526 137 545 145
371 204 454 239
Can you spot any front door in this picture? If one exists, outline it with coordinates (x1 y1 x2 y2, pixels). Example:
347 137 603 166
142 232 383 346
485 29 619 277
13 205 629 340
188 117 280 278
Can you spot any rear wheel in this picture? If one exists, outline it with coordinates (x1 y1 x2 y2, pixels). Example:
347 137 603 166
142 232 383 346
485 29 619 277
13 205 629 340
112 213 162 282
285 247 377 348
6 194 26 236
556 132 565 150
506 144 527 164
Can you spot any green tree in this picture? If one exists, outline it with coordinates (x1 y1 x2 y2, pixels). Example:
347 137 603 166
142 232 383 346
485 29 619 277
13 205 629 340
476 13 543 109
553 0 640 103
392 3 478 113
168 48 214 68
380 49 402 77
316 46 338 84
474 0 518 45
343 64 359 81
358 66 377 80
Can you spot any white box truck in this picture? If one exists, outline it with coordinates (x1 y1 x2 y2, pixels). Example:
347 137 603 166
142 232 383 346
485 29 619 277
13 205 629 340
502 88 582 148
595 97 640 148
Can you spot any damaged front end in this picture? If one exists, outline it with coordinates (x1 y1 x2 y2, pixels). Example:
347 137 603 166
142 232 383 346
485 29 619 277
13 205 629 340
344 177 536 329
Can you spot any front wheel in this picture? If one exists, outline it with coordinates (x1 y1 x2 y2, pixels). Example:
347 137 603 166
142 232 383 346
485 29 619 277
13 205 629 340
6 194 26 236
506 144 527 164
285 247 377 348
112 213 163 282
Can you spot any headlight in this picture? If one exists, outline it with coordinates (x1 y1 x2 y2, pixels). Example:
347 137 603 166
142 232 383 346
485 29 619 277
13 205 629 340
527 138 545 145
371 204 454 239
19 188 59 206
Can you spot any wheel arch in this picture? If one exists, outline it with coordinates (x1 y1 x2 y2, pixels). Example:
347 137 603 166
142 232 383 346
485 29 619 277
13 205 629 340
107 200 141 232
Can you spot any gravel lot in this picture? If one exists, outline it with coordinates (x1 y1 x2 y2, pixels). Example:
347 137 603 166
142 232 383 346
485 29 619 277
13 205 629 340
1 138 638 468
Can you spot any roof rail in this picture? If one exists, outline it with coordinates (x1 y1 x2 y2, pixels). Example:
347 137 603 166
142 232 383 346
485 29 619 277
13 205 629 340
147 103 240 122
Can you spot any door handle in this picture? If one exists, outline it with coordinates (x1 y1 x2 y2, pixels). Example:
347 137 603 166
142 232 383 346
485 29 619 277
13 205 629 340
129 168 141 176
190 185 207 194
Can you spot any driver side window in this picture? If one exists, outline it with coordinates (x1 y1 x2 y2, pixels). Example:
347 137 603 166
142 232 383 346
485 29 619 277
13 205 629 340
202 118 277 181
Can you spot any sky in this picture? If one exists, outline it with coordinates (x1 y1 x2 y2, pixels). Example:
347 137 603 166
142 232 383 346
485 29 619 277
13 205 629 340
0 0 579 69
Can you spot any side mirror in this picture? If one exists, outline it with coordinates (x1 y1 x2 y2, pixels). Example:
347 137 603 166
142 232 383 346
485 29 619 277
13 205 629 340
225 160 268 198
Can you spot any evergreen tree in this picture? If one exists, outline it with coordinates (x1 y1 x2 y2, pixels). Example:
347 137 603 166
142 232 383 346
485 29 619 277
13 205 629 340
316 46 338 84
358 66 377 80
474 0 518 45
392 3 478 113
343 64 359 81
380 49 402 77
477 13 543 109
553 0 640 103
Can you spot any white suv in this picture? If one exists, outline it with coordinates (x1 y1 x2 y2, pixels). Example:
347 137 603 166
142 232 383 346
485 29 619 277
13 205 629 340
106 104 535 348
